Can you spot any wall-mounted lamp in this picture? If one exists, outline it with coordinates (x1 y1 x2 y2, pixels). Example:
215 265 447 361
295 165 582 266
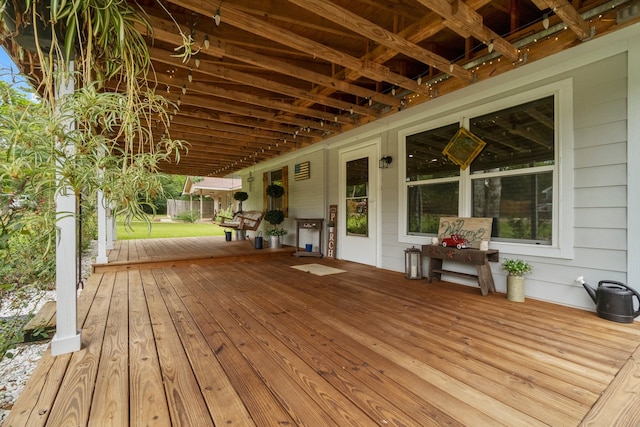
379 155 393 169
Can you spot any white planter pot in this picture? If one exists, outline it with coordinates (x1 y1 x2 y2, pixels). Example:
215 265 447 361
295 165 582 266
270 235 281 249
507 275 526 302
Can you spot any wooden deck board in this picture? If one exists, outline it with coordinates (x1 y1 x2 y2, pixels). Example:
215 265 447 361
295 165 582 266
6 237 640 426
140 269 214 427
152 268 256 426
128 270 171 427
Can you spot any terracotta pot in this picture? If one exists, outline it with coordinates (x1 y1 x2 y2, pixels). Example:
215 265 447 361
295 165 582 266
507 274 526 302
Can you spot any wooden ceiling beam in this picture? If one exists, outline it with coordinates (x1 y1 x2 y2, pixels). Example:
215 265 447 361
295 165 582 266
530 0 591 39
165 0 430 95
310 0 492 104
141 12 377 104
284 0 473 80
155 72 353 125
415 0 519 61
169 115 318 142
204 35 401 107
166 92 339 133
147 47 379 118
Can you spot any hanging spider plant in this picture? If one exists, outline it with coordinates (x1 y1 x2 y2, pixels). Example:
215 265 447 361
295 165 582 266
0 0 191 228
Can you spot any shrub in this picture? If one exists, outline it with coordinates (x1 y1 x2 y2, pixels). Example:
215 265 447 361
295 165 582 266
233 191 249 201
174 210 200 223
266 184 284 198
265 209 285 226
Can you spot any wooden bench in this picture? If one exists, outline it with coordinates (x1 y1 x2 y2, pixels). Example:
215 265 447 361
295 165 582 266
422 245 499 296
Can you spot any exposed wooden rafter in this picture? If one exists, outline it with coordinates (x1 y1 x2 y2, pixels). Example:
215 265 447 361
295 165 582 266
530 0 592 39
415 0 520 61
2 0 630 177
284 0 474 80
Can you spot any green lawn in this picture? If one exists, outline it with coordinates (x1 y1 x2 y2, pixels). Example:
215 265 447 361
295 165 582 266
117 219 226 240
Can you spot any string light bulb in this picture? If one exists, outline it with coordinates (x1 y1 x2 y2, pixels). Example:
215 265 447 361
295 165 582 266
543 13 550 30
487 39 494 53
449 62 454 73
182 84 187 95
188 69 193 83
214 8 221 26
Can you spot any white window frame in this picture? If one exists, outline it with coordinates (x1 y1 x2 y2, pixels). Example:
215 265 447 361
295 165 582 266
398 79 574 259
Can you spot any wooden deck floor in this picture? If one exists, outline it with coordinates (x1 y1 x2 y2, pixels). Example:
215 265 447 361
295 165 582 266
6 237 640 426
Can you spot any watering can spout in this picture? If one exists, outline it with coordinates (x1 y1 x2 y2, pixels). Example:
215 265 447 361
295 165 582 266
577 276 597 303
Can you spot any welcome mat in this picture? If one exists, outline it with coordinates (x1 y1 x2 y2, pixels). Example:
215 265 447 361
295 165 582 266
291 263 347 276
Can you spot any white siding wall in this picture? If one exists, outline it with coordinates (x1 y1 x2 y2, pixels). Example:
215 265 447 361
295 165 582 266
240 149 326 249
526 53 629 308
235 24 639 310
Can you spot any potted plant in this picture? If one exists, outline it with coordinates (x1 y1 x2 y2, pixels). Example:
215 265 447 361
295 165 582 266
264 209 286 248
234 191 249 213
502 258 532 302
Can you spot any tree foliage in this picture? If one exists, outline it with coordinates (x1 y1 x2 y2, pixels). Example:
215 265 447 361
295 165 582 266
0 0 192 358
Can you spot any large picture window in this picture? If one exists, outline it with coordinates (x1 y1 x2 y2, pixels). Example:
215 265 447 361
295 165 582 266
405 95 556 245
406 122 460 234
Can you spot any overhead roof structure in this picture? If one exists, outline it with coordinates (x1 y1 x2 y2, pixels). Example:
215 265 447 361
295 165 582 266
182 176 241 196
3 0 639 177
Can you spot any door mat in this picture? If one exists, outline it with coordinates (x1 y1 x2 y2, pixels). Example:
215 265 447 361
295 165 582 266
291 264 347 276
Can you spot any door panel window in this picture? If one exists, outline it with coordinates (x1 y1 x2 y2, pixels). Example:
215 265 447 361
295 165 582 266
346 157 368 236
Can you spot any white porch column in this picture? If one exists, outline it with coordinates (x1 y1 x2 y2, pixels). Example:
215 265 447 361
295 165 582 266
106 204 114 250
96 190 108 264
199 190 204 219
51 65 81 356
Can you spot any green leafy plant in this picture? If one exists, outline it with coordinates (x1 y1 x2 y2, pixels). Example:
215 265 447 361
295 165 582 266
502 259 532 276
264 209 285 226
233 191 249 202
266 183 284 198
265 227 287 237
0 0 189 360
174 210 200 223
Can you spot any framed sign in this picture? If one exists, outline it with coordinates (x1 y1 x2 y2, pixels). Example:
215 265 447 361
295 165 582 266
442 127 486 170
437 217 493 249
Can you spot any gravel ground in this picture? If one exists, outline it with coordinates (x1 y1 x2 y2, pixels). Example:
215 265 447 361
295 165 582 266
0 241 97 425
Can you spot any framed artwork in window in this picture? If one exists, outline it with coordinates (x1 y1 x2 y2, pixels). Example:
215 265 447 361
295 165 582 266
442 127 486 170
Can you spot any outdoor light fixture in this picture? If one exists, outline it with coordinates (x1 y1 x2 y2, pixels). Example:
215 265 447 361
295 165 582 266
379 155 393 169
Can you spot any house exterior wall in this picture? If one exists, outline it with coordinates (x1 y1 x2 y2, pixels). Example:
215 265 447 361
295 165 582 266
237 23 639 310
240 149 327 248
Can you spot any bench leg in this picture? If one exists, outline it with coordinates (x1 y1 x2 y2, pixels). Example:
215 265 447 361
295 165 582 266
427 258 443 283
476 263 496 296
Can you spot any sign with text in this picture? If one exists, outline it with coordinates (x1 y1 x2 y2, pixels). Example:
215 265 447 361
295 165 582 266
437 217 493 249
327 204 337 259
